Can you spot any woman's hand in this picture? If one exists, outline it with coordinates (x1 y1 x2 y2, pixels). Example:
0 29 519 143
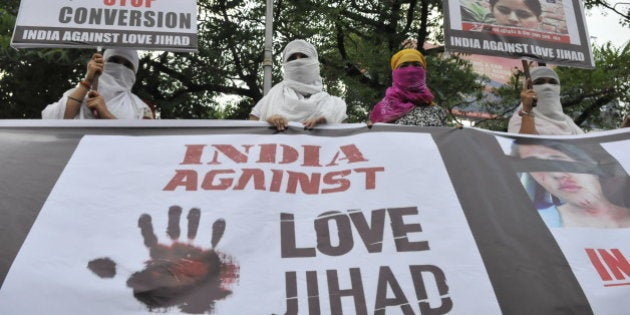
266 114 289 131
86 91 115 119
302 116 326 129
85 53 104 83
520 88 537 113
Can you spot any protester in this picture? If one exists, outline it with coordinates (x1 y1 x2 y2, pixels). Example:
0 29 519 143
513 140 630 228
490 0 542 29
42 49 153 120
249 39 347 131
508 67 583 135
369 48 446 126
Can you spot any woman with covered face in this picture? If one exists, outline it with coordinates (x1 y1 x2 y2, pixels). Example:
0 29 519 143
369 49 446 126
514 140 630 228
490 0 542 29
508 67 583 135
249 39 347 130
42 49 153 119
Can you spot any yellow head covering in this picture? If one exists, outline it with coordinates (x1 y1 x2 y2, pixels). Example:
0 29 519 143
390 49 426 70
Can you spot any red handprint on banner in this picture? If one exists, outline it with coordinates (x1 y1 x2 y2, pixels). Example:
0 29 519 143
88 206 239 314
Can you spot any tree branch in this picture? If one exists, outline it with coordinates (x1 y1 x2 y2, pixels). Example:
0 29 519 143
147 60 256 99
416 0 430 54
574 95 615 125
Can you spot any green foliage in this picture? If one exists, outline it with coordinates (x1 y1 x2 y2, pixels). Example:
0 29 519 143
558 42 630 130
0 5 94 118
474 73 522 131
0 9 14 54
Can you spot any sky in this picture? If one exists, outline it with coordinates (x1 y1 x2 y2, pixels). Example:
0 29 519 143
584 0 630 47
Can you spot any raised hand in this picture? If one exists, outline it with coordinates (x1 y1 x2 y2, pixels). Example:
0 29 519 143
85 53 103 83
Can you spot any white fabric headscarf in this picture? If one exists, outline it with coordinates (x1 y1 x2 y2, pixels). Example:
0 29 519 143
42 49 150 120
508 67 583 135
250 39 347 123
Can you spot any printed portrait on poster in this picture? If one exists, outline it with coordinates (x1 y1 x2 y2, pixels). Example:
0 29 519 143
459 0 570 42
507 139 630 229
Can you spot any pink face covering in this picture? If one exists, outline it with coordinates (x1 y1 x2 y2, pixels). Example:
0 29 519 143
369 66 434 123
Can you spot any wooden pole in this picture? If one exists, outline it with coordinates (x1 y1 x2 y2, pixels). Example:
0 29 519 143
90 46 103 117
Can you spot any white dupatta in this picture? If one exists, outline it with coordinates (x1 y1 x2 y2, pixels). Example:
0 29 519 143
250 40 347 123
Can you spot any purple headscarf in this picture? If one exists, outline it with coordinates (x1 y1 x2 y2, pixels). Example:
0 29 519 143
369 66 434 123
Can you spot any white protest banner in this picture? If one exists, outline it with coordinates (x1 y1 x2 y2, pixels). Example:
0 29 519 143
444 0 594 68
0 132 501 314
11 0 197 51
2 122 630 314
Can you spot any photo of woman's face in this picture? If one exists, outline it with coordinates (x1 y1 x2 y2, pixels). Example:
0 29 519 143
518 145 604 206
492 0 541 29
